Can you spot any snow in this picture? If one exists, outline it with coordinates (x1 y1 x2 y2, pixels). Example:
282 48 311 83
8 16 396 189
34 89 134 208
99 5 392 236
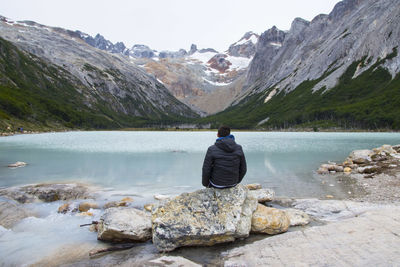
225 55 253 70
203 77 231 86
249 34 258 44
156 78 164 85
264 88 277 103
189 51 217 64
269 42 282 47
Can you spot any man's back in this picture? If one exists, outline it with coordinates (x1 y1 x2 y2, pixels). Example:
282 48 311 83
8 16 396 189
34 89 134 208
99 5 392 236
202 134 246 188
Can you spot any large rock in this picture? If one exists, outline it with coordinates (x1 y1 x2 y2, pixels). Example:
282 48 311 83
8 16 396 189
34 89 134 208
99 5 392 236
148 256 201 267
0 183 92 203
284 208 311 226
151 185 257 252
349 149 373 164
251 204 290 234
0 201 36 228
97 207 152 243
248 188 275 202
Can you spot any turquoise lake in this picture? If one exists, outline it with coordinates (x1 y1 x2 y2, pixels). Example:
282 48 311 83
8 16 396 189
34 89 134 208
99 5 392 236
1 131 400 198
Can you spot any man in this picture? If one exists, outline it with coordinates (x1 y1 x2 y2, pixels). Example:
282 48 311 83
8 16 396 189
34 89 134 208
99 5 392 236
202 126 247 188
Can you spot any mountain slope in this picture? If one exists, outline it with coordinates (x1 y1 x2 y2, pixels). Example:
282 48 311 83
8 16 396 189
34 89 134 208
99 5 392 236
203 0 400 130
0 17 198 130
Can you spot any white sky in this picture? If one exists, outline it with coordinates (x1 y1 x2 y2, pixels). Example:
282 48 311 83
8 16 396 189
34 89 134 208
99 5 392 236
2 0 340 52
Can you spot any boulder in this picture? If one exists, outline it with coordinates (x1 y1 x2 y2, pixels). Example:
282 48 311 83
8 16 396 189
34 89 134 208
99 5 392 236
0 201 36 228
0 183 92 203
57 203 70 214
343 167 352 173
357 166 380 174
8 161 27 168
349 149 373 164
144 204 154 212
317 167 329 175
79 202 99 212
154 194 170 201
284 208 311 226
251 204 290 234
248 188 275 202
373 144 396 155
103 201 127 209
97 207 152 243
152 185 257 252
246 183 262 190
148 256 201 267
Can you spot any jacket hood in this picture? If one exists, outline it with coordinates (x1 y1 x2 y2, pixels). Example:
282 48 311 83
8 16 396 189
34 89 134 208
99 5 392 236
215 138 237 152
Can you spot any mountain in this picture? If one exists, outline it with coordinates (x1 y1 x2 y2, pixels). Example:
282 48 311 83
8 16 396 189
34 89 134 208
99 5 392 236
72 29 259 115
204 0 400 130
0 17 198 130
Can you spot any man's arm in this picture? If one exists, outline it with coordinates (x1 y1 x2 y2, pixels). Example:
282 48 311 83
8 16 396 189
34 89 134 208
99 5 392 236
238 148 247 183
202 147 213 187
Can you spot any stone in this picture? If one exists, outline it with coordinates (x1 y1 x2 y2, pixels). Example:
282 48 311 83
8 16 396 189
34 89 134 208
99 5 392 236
248 188 275 202
148 256 201 267
373 144 396 155
103 201 127 209
77 211 94 217
58 203 70 214
79 202 99 212
0 183 92 203
357 166 380 174
151 185 257 252
245 183 262 190
285 208 311 226
349 150 373 164
154 194 170 201
317 167 329 175
120 197 133 202
97 207 152 243
144 204 154 212
344 167 352 173
0 201 36 228
251 204 290 235
8 161 27 168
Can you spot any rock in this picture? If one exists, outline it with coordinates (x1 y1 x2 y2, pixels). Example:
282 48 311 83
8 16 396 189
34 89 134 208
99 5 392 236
373 144 396 155
77 211 94 217
97 207 152 243
148 256 201 267
154 194 170 201
357 166 380 174
79 202 99 212
317 167 329 175
325 195 334 199
120 197 133 202
58 203 70 214
342 159 353 166
8 161 27 168
151 185 257 252
0 201 36 228
349 149 373 164
0 183 92 203
284 208 311 226
251 204 290 235
144 204 154 212
393 145 400 153
245 183 262 190
89 224 98 232
248 188 275 202
103 201 127 209
344 167 352 173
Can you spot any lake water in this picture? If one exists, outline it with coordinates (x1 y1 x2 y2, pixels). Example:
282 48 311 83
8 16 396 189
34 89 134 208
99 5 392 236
1 131 400 198
1 131 400 265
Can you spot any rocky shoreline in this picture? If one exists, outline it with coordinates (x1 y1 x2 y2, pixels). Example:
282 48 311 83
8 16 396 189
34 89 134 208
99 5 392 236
1 144 400 266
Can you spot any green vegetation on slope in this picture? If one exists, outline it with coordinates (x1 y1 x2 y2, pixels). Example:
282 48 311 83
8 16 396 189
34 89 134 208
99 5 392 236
200 50 400 130
0 37 194 131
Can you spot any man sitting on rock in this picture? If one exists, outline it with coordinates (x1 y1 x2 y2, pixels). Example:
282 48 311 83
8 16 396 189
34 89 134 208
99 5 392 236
202 125 247 188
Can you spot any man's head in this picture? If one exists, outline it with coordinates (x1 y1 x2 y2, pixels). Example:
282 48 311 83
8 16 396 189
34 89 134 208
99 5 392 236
218 125 231 137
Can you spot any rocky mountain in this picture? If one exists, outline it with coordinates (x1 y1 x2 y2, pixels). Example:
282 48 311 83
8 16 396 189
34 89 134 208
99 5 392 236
0 16 197 130
68 29 259 114
206 0 400 130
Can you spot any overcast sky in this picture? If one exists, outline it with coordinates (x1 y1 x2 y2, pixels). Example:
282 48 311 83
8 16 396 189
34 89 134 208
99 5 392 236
3 0 340 52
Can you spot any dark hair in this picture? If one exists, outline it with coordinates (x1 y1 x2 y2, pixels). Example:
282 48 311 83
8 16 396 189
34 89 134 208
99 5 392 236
218 125 231 137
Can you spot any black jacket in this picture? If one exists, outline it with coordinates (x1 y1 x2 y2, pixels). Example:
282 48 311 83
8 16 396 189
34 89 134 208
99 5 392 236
202 137 247 187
